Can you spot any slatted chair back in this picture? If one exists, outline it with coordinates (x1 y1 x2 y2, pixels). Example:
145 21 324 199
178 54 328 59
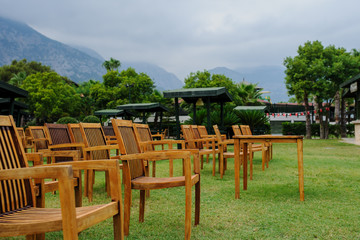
240 125 252 135
79 123 110 160
197 125 208 138
181 125 197 149
103 126 116 138
213 125 223 143
68 123 84 144
17 127 29 151
28 126 51 152
111 119 144 180
232 125 243 136
191 125 204 148
133 123 155 152
46 123 78 162
0 115 35 216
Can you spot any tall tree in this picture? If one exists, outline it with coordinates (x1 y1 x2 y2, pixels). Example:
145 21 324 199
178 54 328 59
0 59 52 82
102 57 121 72
21 72 81 123
284 40 326 139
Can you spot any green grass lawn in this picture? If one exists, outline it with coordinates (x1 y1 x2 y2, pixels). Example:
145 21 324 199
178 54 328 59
7 139 360 239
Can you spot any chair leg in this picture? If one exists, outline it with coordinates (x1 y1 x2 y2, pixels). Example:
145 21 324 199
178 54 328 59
212 153 216 176
206 154 209 163
249 151 253 180
169 159 173 177
200 155 203 169
195 180 200 226
152 161 156 177
75 171 82 207
105 170 110 197
113 210 124 240
88 170 94 202
124 186 132 236
185 181 192 240
220 154 224 179
139 190 146 222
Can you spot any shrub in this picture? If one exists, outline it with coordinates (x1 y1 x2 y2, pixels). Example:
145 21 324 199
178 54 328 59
57 116 78 124
282 122 306 135
82 115 100 123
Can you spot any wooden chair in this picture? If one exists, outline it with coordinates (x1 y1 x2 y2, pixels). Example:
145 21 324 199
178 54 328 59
133 123 185 177
0 115 124 240
17 127 34 152
182 125 220 175
27 126 51 152
79 123 120 202
45 123 86 161
112 119 200 239
240 125 270 171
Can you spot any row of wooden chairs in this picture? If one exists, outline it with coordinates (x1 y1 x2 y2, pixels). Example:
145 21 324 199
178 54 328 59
2 117 200 239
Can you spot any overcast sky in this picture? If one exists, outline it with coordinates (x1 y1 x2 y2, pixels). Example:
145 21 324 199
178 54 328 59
1 0 360 80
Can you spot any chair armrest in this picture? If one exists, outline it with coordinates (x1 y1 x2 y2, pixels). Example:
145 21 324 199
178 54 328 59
139 139 185 148
48 143 85 150
26 152 43 166
0 165 73 180
41 150 80 161
84 145 119 152
51 159 120 171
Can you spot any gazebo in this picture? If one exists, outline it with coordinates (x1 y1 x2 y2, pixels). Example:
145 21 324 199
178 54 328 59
0 81 28 126
117 103 169 130
94 109 134 122
163 87 233 139
340 73 360 144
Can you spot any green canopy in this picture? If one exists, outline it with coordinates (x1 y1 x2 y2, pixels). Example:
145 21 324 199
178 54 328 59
117 102 169 124
163 87 233 139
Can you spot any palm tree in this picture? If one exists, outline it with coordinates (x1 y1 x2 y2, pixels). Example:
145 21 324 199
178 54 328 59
237 82 263 105
9 72 27 87
102 58 121 72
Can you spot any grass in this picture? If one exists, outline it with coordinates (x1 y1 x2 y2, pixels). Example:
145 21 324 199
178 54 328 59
7 139 360 239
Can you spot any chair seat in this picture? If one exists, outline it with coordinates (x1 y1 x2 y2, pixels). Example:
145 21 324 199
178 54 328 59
132 175 200 190
0 202 118 237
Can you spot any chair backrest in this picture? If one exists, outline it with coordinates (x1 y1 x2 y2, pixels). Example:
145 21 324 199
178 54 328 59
45 123 73 146
197 125 208 138
102 126 116 138
240 125 252 135
213 125 223 143
111 119 144 179
45 123 75 161
232 125 242 136
79 123 110 160
17 127 27 148
0 115 34 215
28 126 50 151
191 125 204 148
68 123 84 144
181 125 197 149
133 123 154 152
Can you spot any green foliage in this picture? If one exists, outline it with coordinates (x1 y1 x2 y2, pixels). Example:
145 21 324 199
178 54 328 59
282 122 354 137
0 59 52 82
102 57 121 72
184 70 246 106
21 72 81 123
234 110 269 132
282 122 306 135
82 115 100 123
237 82 263 106
57 116 78 124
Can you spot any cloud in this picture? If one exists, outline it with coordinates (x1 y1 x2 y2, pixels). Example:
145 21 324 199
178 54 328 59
1 0 360 80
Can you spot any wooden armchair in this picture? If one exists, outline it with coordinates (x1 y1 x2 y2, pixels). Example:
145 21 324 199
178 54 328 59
240 125 270 171
45 123 86 161
28 126 51 152
68 123 84 143
17 127 34 152
79 123 120 202
0 115 124 240
118 148 200 240
133 123 185 177
182 125 219 175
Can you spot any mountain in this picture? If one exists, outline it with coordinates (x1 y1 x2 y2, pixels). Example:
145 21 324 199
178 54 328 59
209 66 289 102
0 16 184 90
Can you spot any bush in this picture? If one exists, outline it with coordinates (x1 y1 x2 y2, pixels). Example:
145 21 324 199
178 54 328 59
82 115 100 123
57 116 78 124
282 122 306 135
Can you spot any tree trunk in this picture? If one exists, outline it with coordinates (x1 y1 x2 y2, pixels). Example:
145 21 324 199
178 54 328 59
340 93 347 137
334 91 340 124
304 94 312 139
324 103 330 139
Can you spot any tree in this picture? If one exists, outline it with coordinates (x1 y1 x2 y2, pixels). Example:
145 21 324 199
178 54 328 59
184 70 245 106
284 41 326 139
9 71 27 87
102 57 121 72
21 72 81 123
0 59 52 82
237 82 263 106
